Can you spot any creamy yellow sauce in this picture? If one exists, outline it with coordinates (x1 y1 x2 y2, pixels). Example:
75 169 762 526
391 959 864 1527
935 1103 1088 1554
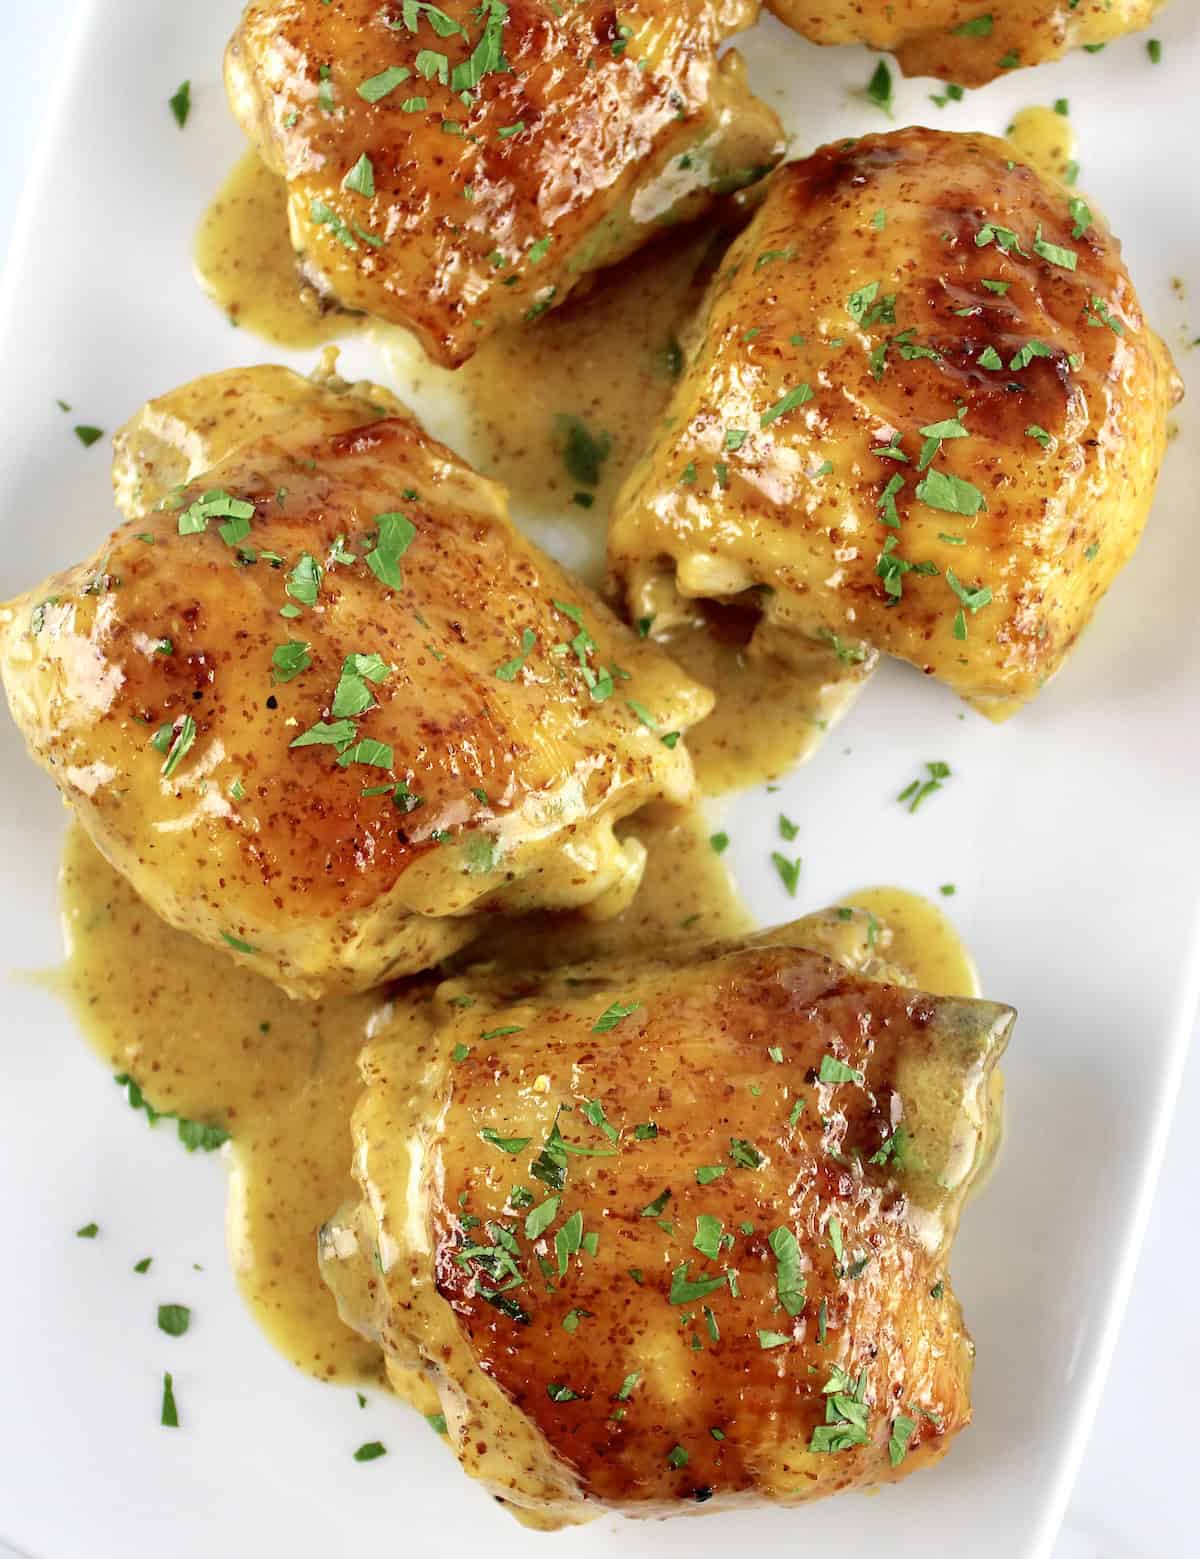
58 806 748 1383
59 812 992 1401
377 226 718 586
845 886 979 1000
652 606 867 795
1005 105 1080 184
195 149 362 348
61 823 397 1383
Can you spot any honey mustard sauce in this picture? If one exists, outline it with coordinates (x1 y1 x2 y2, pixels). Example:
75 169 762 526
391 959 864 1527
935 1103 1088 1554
194 148 364 349
375 226 719 586
57 805 749 1382
1005 105 1080 184
61 822 400 1384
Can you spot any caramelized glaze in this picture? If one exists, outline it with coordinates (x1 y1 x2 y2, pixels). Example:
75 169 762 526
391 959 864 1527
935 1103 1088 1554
610 130 1181 726
225 0 783 364
322 907 1012 1522
2 366 711 997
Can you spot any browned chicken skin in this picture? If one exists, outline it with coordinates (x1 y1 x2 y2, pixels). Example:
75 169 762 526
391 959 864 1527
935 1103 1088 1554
610 129 1180 727
768 0 1166 86
321 908 1012 1525
0 365 711 998
225 0 784 365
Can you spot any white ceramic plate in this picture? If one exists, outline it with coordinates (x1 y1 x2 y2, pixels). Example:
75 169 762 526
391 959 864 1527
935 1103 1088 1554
2 3 1198 1556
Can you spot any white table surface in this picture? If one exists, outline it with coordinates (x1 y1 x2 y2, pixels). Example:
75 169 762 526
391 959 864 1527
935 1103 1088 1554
0 6 1191 1557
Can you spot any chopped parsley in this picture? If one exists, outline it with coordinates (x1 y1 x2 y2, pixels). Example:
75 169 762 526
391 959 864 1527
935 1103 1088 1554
593 1000 640 1033
556 415 612 488
157 1304 191 1338
760 383 813 428
286 552 322 606
889 1414 917 1466
271 640 311 683
669 1263 726 1304
523 1191 561 1240
897 759 952 813
693 1214 724 1261
728 1137 764 1169
771 851 801 896
365 512 416 589
768 1226 806 1315
818 1055 863 1085
479 1127 532 1155
342 153 375 198
865 59 893 115
1032 227 1077 271
494 627 536 681
915 469 986 516
168 80 191 129
358 65 411 102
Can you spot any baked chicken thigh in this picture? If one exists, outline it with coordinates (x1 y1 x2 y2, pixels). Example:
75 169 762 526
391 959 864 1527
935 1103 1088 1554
224 0 784 366
0 365 711 998
769 1 1165 86
320 907 1013 1525
609 129 1180 730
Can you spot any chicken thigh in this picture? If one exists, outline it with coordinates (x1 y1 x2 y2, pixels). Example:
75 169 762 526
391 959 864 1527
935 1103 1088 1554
321 906 1013 1525
769 1 1165 86
0 365 711 998
224 0 784 365
609 129 1180 731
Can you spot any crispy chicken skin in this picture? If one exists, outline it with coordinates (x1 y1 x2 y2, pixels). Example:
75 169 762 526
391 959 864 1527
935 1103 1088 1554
768 1 1165 86
320 908 1013 1525
0 365 712 999
609 130 1180 724
225 0 784 367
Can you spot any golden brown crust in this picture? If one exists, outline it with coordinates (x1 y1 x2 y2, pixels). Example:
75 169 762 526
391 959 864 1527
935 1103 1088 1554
226 0 784 364
609 129 1180 720
330 916 1012 1521
0 368 711 996
766 0 1162 86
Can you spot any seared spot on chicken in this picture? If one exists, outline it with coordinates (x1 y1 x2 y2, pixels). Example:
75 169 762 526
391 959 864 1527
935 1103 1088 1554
1 364 712 998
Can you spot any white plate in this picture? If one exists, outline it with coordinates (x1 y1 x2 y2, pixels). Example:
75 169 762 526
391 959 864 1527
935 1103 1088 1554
2 3 1198 1556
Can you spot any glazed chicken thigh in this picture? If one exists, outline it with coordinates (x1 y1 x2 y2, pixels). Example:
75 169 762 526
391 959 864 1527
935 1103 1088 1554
225 0 784 366
0 365 711 998
769 1 1165 86
320 906 1013 1525
609 129 1179 732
